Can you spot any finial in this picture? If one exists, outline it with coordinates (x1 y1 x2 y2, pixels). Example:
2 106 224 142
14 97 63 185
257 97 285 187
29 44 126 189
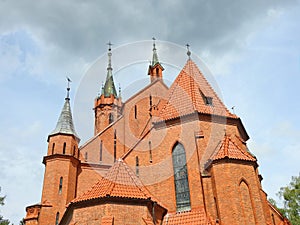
231 106 235 114
186 44 191 59
66 77 72 100
107 41 113 51
152 37 156 50
101 82 104 95
107 41 113 72
118 84 121 97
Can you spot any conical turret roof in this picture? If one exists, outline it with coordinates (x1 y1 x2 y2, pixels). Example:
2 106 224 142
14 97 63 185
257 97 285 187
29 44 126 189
49 89 80 141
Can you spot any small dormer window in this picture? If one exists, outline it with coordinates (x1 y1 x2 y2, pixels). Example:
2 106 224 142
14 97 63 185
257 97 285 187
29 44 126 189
205 96 213 106
199 88 213 106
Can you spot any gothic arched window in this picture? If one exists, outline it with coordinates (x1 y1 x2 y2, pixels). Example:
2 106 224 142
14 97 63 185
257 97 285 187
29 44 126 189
172 142 191 212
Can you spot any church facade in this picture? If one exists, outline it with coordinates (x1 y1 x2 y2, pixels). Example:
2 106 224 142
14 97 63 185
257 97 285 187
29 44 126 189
24 42 290 225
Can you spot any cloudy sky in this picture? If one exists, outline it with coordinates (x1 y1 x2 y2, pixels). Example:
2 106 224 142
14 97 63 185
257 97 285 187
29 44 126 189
0 0 299 223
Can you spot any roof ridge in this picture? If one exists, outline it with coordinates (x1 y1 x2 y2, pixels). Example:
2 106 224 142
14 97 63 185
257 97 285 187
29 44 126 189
121 161 150 199
159 72 183 114
224 136 230 156
106 160 121 195
188 60 197 111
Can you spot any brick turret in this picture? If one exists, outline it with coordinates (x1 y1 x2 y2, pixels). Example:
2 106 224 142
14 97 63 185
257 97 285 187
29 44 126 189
35 84 80 225
94 43 122 134
148 38 164 82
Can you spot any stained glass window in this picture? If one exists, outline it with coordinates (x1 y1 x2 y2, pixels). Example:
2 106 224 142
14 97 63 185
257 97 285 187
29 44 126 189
172 143 191 211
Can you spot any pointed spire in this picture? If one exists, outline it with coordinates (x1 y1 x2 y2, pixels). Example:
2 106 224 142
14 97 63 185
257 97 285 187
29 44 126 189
49 80 80 142
152 37 159 66
103 42 118 98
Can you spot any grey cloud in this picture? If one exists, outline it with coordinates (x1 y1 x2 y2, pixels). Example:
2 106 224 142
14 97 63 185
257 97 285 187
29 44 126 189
0 0 297 60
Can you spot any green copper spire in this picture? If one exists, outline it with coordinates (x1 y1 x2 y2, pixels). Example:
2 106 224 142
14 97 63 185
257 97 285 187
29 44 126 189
103 42 118 98
152 37 159 66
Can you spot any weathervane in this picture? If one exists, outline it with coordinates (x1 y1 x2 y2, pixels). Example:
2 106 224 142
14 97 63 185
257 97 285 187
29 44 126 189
66 77 72 100
186 43 191 59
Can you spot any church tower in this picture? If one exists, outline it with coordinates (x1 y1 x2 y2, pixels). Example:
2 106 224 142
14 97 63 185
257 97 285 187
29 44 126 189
148 38 164 82
94 43 122 134
38 84 80 225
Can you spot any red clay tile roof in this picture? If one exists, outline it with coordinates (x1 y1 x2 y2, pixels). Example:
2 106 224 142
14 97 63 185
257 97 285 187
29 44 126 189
158 60 236 121
101 216 114 225
211 136 256 162
162 209 213 225
73 159 158 203
142 217 155 225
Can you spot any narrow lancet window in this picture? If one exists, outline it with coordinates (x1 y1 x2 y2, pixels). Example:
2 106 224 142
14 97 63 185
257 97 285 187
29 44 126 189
136 156 139 177
114 130 116 162
52 143 55 154
149 141 152 163
63 142 66 154
134 105 137 119
149 95 152 107
58 177 63 194
100 140 103 162
109 113 114 124
172 142 191 212
55 212 59 225
85 152 88 161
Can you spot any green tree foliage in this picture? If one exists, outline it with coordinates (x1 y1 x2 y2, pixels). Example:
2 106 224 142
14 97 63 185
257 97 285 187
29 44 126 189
0 187 10 225
278 174 300 225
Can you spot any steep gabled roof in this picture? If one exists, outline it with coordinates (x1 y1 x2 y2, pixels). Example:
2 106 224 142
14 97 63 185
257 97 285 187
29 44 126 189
211 136 256 162
158 59 236 121
73 159 158 203
162 209 213 225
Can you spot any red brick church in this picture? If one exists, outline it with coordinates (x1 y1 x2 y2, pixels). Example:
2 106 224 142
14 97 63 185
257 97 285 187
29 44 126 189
24 41 290 225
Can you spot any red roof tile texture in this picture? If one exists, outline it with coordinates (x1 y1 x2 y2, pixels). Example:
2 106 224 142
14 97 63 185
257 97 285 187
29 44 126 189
142 217 155 225
158 59 236 121
212 136 256 162
101 216 114 225
162 209 213 225
73 159 156 203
